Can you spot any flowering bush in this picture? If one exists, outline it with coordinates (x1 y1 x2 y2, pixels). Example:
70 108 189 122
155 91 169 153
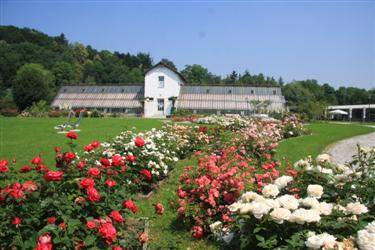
0 137 146 249
209 148 375 249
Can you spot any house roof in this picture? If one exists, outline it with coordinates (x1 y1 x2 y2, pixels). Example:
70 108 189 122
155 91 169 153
51 85 144 109
177 86 285 111
145 62 187 83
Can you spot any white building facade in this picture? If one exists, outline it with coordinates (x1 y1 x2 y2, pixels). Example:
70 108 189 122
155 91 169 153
144 63 184 118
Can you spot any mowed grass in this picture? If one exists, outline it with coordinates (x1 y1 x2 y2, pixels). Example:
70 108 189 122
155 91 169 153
276 122 375 164
0 117 163 167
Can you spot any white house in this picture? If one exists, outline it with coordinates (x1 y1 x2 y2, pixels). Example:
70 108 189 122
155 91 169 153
143 63 184 117
51 62 286 117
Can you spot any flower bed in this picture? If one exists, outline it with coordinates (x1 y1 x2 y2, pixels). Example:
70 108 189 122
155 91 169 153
208 147 375 249
0 115 309 249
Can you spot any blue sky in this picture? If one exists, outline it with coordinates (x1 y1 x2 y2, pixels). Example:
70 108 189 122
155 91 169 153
1 0 374 89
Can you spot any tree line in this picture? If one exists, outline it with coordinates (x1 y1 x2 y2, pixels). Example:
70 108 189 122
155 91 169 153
0 25 374 113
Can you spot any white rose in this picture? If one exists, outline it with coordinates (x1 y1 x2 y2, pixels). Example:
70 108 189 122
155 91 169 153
277 195 299 210
305 232 336 250
316 154 330 163
241 191 264 203
270 208 291 224
346 202 368 215
357 230 375 250
300 197 320 209
250 201 273 219
314 202 333 216
209 221 222 235
274 175 293 189
307 185 324 199
262 184 280 198
289 208 321 224
366 221 375 234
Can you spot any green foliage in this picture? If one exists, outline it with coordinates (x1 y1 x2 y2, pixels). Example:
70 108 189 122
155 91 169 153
29 100 50 117
13 63 54 110
90 109 102 118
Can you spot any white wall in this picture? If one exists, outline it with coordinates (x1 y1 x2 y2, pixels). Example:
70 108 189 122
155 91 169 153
144 65 182 117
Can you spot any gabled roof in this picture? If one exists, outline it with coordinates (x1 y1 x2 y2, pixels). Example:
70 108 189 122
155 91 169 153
145 62 186 83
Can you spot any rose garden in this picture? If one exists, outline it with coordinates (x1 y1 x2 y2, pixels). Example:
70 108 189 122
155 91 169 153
0 115 375 250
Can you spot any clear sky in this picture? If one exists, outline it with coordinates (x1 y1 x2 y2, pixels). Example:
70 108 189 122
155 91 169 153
1 0 374 89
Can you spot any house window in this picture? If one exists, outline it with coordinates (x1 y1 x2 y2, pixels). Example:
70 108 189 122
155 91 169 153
157 99 164 111
158 76 165 88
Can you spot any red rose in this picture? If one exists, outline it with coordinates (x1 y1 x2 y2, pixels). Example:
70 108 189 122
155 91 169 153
140 169 152 181
84 144 94 152
86 187 100 202
35 234 52 250
63 152 76 162
66 131 78 140
12 217 21 225
105 179 117 188
134 137 145 147
100 158 111 166
31 156 42 165
177 186 187 198
126 154 136 162
153 203 164 215
87 167 101 178
91 140 101 148
44 171 64 181
109 210 124 223
86 220 96 229
98 222 117 243
77 161 86 169
23 181 38 192
112 247 123 250
123 199 138 213
20 165 32 173
59 222 66 229
35 164 49 173
47 217 56 224
79 178 95 189
54 146 60 152
0 164 9 173
111 155 124 166
192 225 204 239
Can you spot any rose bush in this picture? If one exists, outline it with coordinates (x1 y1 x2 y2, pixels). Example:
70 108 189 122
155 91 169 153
208 148 375 249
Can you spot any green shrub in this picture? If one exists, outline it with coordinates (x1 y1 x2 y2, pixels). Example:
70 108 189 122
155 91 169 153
90 109 102 118
29 100 49 117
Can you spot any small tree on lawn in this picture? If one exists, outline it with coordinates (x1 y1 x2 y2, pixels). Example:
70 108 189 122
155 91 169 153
12 63 54 111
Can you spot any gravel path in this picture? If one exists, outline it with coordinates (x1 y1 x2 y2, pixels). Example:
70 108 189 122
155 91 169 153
325 125 375 165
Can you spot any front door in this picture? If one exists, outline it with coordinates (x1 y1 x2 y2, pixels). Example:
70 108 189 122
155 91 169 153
157 99 164 115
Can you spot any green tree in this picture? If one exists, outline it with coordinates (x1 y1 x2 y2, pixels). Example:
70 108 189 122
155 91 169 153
52 61 76 87
72 43 88 64
160 58 177 71
181 64 220 84
12 63 54 110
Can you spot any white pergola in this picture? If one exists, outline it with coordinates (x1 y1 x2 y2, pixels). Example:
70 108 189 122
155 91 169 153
327 104 375 121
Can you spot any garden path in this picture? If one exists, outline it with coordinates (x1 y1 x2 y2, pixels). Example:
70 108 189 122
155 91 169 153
325 125 375 165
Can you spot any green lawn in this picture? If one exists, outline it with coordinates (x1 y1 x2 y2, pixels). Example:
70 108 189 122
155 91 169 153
0 117 163 166
276 122 375 164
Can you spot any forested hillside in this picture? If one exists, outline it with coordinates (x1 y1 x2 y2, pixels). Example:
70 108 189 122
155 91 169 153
0 25 374 114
